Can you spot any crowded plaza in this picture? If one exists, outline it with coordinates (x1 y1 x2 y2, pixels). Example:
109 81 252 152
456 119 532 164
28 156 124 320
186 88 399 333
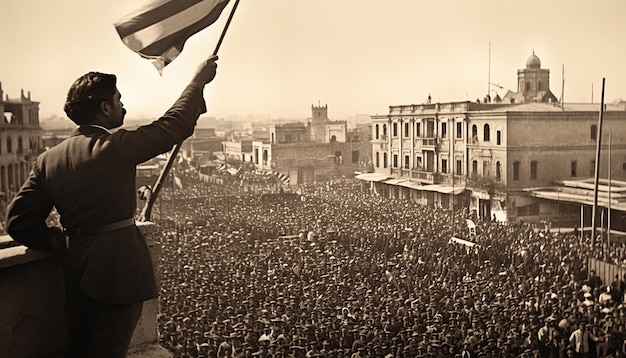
149 169 626 358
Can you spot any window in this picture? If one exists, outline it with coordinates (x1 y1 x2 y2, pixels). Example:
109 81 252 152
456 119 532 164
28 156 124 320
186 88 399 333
393 123 398 137
571 161 577 177
441 159 448 174
383 153 388 168
471 125 478 142
496 161 501 181
393 154 398 168
352 151 359 163
376 152 380 167
483 124 490 142
472 160 478 177
513 161 520 180
382 124 387 137
416 123 421 137
530 160 538 180
404 155 409 169
456 122 462 139
416 156 422 169
426 121 435 137
496 130 501 145
7 137 12 153
404 123 410 138
591 125 597 140
456 160 462 175
375 124 379 140
441 123 447 139
623 162 626 171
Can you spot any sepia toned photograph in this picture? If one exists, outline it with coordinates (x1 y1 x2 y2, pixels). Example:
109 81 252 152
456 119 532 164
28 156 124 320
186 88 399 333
1 1 626 357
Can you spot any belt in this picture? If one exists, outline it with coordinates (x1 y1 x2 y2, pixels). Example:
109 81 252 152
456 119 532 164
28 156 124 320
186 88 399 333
63 218 136 237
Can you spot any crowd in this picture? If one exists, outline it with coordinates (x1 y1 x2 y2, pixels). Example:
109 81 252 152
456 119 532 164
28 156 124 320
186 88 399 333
148 174 626 358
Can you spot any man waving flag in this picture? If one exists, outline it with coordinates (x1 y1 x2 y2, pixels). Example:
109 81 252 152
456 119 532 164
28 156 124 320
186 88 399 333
114 0 230 74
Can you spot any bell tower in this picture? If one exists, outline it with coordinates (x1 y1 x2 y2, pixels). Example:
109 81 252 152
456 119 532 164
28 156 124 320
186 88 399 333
517 51 551 102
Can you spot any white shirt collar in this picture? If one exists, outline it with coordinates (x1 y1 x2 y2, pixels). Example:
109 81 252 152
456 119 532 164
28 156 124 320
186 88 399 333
85 124 112 134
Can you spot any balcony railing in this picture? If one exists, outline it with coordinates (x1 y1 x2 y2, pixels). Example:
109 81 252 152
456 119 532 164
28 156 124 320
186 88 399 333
438 173 467 185
422 138 436 146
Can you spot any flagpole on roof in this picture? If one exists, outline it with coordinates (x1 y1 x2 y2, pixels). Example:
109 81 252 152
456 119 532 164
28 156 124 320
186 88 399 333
139 0 241 222
590 78 605 249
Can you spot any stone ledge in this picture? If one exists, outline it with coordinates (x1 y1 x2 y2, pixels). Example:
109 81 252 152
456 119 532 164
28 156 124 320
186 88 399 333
0 221 159 269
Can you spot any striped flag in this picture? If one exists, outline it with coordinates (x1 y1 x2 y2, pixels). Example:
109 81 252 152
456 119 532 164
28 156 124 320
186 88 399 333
114 0 230 73
273 171 290 186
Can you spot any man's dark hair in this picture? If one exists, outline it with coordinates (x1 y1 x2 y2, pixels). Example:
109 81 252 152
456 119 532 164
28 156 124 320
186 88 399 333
64 72 117 125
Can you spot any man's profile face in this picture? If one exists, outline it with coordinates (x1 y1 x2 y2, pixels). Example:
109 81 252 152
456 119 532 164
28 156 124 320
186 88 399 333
105 88 126 129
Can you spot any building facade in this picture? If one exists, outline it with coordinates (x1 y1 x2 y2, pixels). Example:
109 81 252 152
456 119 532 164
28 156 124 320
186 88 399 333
252 105 371 185
364 53 626 226
0 83 44 201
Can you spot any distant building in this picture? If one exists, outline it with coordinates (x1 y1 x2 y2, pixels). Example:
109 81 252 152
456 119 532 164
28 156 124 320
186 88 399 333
252 105 371 185
502 51 559 104
0 82 44 200
364 52 626 229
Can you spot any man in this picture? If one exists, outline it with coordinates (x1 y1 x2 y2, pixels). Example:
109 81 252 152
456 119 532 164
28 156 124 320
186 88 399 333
569 322 602 358
6 55 218 357
537 316 558 358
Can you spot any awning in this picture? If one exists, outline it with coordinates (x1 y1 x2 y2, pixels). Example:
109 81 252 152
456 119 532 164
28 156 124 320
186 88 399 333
355 173 390 182
525 186 626 211
398 181 423 190
383 178 408 185
420 184 466 195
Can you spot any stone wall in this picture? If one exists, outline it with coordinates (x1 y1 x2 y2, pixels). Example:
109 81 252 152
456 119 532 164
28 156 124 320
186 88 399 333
0 222 165 358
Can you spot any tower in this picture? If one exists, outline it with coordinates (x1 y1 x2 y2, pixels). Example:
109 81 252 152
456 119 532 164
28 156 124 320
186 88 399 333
311 103 328 122
517 51 554 103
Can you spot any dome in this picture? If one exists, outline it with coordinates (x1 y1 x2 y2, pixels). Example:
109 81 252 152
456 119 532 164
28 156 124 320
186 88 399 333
526 52 541 69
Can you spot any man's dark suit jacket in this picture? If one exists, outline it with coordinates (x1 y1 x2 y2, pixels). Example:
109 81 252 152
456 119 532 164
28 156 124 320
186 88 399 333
6 84 206 304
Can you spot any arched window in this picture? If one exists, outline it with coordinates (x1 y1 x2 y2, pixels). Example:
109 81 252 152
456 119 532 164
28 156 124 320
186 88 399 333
382 124 387 137
471 125 478 142
483 124 490 142
591 125 597 140
383 153 388 168
7 137 12 153
17 137 23 154
513 161 520 181
375 124 380 140
472 160 478 176
496 161 501 181
375 152 380 167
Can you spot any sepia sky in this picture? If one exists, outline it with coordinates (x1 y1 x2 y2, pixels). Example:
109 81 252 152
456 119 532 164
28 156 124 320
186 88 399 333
1 0 625 122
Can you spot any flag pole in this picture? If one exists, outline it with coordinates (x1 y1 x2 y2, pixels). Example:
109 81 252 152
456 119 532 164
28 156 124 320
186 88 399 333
139 0 240 222
590 78 605 248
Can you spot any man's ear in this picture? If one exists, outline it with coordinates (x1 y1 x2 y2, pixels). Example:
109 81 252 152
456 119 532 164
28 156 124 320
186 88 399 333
99 100 111 117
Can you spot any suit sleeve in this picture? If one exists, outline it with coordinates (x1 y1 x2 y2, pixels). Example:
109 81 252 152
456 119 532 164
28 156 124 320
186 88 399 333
112 83 207 165
6 164 63 250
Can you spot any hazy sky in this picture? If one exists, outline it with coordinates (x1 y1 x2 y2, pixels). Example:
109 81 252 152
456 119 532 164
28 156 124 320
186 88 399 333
1 0 625 122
